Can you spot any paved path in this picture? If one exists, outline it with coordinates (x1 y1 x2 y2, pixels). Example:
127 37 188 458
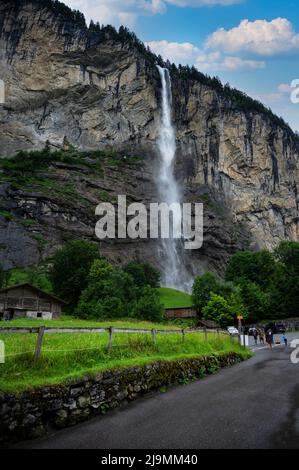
16 336 299 450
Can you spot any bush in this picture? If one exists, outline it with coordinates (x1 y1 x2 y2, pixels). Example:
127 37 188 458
192 272 237 315
202 294 235 328
124 262 161 288
6 267 53 293
76 260 164 321
76 259 137 319
132 287 164 322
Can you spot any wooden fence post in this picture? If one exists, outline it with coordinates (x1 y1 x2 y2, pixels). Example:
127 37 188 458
108 327 113 353
151 329 156 344
204 327 208 342
182 329 186 344
34 326 45 363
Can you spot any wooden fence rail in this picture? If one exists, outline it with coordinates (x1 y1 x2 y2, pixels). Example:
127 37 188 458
0 326 230 362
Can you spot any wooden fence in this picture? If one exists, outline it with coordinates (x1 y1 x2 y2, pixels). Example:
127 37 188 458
0 326 230 362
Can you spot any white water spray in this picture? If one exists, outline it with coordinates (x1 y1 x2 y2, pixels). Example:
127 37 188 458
156 66 192 292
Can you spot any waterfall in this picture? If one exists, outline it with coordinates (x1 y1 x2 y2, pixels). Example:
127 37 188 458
156 66 192 292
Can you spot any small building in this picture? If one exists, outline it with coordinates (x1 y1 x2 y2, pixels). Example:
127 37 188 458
165 306 197 319
0 283 66 320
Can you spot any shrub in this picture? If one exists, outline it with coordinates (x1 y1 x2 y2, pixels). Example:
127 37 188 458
7 267 53 293
132 287 164 322
76 259 136 319
192 272 237 315
202 294 235 328
124 262 161 288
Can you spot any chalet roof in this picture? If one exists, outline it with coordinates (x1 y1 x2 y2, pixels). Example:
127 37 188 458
0 283 67 305
164 306 196 311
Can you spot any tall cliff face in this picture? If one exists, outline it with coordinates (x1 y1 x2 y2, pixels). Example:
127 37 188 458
0 0 298 276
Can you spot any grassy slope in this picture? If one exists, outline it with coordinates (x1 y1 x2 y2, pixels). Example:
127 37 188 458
159 288 193 309
0 317 249 394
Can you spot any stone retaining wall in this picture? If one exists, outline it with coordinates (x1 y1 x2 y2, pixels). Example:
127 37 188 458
0 352 245 445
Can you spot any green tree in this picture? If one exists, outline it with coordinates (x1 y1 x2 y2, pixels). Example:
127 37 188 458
238 281 270 322
225 250 276 288
76 259 136 319
192 272 236 314
269 262 299 319
50 240 100 310
202 294 235 328
132 287 164 322
274 241 299 276
124 262 160 288
267 242 299 318
192 272 219 313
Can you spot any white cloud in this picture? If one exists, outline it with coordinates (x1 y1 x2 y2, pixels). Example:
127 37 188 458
146 40 265 70
63 0 165 26
63 0 243 27
146 40 200 63
205 18 299 56
251 83 294 105
278 83 292 94
197 53 264 70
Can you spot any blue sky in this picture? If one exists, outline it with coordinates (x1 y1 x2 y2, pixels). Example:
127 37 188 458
64 0 299 130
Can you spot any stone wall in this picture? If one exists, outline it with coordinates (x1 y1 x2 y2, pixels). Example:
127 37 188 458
0 352 245 446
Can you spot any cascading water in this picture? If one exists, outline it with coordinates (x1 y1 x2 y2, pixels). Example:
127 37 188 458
156 66 192 292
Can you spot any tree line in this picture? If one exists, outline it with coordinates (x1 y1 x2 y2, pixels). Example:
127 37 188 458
1 240 298 327
192 241 299 327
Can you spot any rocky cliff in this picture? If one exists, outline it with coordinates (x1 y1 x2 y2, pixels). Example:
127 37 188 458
0 0 298 279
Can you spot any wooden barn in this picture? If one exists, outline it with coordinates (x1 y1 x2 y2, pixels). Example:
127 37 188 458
0 283 65 320
165 306 197 319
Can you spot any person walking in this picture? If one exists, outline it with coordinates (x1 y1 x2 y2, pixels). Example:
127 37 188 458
282 334 288 347
253 329 258 345
259 330 265 344
266 329 273 350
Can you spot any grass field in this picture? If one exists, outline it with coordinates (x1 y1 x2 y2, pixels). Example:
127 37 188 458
159 287 193 308
0 316 179 330
0 317 249 394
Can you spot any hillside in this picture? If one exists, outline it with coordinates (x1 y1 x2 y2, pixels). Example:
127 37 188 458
159 288 193 309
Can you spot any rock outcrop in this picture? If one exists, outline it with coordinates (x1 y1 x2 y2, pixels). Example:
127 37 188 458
0 0 298 277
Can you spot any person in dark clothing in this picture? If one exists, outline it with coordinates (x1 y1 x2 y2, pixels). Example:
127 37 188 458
266 330 273 350
253 330 258 345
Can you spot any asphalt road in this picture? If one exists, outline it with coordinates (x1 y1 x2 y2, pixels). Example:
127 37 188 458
16 335 299 450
